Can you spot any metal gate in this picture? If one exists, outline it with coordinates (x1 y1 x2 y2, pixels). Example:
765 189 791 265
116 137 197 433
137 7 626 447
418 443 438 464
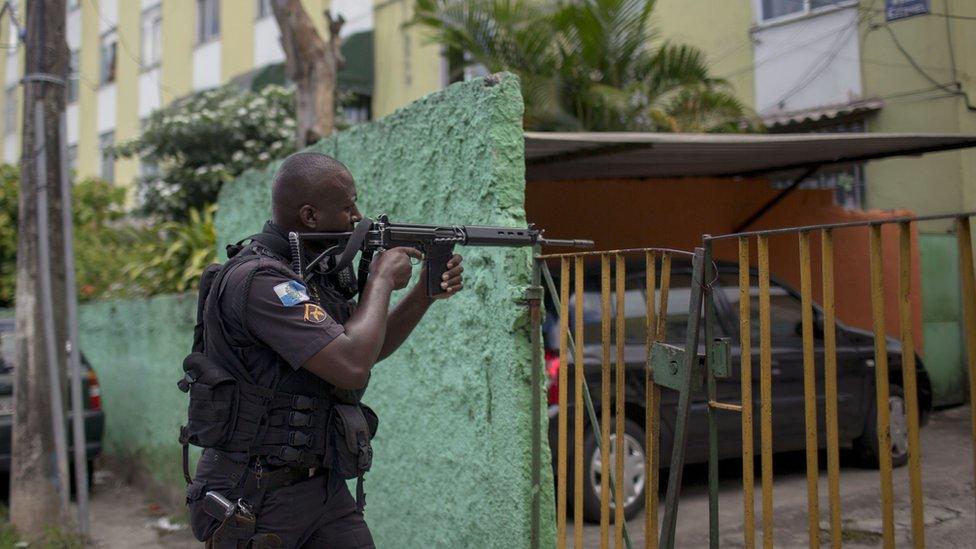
532 212 976 548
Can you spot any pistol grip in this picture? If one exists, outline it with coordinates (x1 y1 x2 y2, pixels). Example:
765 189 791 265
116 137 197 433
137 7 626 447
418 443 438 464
425 243 456 297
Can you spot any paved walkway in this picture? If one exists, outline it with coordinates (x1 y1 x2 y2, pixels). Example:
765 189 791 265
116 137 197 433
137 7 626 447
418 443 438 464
569 405 975 548
88 470 195 548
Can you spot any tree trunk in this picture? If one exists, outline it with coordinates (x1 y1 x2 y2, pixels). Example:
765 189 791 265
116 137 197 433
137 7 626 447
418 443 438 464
271 0 344 147
11 0 70 540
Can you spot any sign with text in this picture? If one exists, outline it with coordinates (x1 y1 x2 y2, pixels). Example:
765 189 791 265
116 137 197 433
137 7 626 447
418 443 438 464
886 0 930 21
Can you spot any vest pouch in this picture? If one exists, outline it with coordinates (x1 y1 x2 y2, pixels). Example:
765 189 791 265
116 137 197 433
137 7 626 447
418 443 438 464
328 403 378 479
181 352 240 448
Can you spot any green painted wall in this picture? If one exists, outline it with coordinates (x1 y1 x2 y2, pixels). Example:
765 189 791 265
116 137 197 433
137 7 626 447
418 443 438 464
919 234 966 406
216 73 553 549
77 294 199 497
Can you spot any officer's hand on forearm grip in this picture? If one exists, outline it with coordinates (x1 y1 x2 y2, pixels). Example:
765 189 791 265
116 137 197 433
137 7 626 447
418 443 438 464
431 254 464 300
371 247 422 290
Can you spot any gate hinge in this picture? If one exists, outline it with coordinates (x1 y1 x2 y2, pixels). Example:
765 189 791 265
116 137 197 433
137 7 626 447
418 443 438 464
517 286 544 306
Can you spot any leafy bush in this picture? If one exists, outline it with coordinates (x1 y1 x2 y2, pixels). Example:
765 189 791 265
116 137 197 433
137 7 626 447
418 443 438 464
0 168 216 306
115 84 297 221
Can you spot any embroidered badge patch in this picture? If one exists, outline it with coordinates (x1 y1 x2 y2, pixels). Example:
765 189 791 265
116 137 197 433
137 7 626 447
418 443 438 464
273 280 310 306
304 303 328 324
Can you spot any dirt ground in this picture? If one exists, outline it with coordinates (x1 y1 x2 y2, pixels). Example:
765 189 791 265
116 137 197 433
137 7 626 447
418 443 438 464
84 406 975 548
87 470 196 548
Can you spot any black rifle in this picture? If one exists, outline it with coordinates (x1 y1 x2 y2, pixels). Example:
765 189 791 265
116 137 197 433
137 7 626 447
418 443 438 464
289 214 593 297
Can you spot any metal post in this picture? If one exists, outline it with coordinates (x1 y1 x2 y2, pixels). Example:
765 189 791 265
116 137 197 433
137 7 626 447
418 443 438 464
758 236 774 549
574 257 585 547
60 111 89 534
737 237 756 549
955 217 976 539
529 257 543 549
556 258 570 549
600 255 612 549
34 103 70 511
869 225 895 549
659 248 706 549
897 223 924 548
821 229 842 549
645 251 660 549
798 231 820 549
614 255 627 547
703 239 720 549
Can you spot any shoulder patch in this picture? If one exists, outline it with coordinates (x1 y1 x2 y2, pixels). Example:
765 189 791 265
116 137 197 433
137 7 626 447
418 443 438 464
303 303 328 324
273 280 310 306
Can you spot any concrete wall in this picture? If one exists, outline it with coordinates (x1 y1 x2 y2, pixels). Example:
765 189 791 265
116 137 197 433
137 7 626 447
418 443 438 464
216 73 551 549
371 0 445 118
77 294 198 495
655 0 756 111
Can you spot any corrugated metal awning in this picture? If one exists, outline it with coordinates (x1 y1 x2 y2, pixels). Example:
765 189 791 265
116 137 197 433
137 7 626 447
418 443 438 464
524 131 976 181
762 98 884 129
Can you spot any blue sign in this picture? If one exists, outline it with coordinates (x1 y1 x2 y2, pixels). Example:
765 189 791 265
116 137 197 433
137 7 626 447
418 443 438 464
886 0 929 21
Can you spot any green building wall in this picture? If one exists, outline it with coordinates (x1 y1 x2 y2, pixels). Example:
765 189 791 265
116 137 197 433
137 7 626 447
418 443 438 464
77 73 555 548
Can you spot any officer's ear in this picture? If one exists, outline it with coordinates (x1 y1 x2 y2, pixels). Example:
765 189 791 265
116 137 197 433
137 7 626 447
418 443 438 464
299 204 318 229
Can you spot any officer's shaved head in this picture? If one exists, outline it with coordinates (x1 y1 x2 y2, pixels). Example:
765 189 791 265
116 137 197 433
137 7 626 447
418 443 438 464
271 152 360 233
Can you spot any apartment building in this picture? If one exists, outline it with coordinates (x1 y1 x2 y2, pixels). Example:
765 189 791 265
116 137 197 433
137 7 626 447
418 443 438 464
0 0 372 190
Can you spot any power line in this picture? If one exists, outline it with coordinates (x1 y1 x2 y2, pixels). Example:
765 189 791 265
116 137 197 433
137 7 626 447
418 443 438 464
881 22 976 111
88 0 178 98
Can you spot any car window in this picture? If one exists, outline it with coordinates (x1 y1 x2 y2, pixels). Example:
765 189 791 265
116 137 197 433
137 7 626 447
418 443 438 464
0 328 14 371
720 273 807 346
566 273 720 345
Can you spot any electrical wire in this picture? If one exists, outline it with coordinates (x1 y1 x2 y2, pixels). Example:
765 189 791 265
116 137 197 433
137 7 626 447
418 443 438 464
88 0 179 98
768 18 859 109
881 22 976 110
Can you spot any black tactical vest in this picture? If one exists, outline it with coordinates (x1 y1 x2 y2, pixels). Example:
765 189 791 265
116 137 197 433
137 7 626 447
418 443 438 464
178 225 377 488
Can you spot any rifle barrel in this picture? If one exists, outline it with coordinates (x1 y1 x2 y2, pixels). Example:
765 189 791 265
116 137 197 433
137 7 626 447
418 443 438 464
538 238 594 248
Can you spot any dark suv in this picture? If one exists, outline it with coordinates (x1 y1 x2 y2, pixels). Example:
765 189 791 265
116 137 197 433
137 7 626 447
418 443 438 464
543 261 932 522
0 318 105 490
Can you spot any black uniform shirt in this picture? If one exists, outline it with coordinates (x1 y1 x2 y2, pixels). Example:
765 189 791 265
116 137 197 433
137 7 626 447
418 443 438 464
216 253 347 388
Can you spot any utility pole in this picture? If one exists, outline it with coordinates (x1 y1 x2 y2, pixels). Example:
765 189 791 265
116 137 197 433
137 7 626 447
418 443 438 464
10 0 72 541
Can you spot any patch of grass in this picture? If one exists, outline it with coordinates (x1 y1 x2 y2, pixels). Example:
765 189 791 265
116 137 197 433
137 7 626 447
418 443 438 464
40 525 86 549
0 505 87 549
838 527 883 543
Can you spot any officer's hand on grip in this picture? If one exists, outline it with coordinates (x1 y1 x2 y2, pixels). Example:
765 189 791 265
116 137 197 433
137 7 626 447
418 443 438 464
372 247 422 290
429 253 464 300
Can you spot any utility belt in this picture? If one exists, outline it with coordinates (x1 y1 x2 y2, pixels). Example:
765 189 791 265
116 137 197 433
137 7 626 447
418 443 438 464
201 458 328 549
180 353 378 545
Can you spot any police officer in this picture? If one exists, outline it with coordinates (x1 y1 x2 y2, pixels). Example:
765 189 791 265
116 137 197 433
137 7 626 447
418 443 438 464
185 152 464 548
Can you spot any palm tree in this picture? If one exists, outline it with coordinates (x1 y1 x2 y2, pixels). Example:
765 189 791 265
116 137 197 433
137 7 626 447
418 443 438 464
413 0 758 132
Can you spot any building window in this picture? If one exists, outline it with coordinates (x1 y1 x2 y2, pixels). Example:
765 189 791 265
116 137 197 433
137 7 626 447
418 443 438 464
256 0 272 19
197 0 220 45
100 31 117 86
761 0 847 21
141 6 162 69
67 50 79 103
4 86 16 136
7 1 19 51
771 120 866 209
67 144 78 180
99 131 115 183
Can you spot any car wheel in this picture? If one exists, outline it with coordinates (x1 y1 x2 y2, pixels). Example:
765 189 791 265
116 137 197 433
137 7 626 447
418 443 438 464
852 384 909 468
578 417 646 523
